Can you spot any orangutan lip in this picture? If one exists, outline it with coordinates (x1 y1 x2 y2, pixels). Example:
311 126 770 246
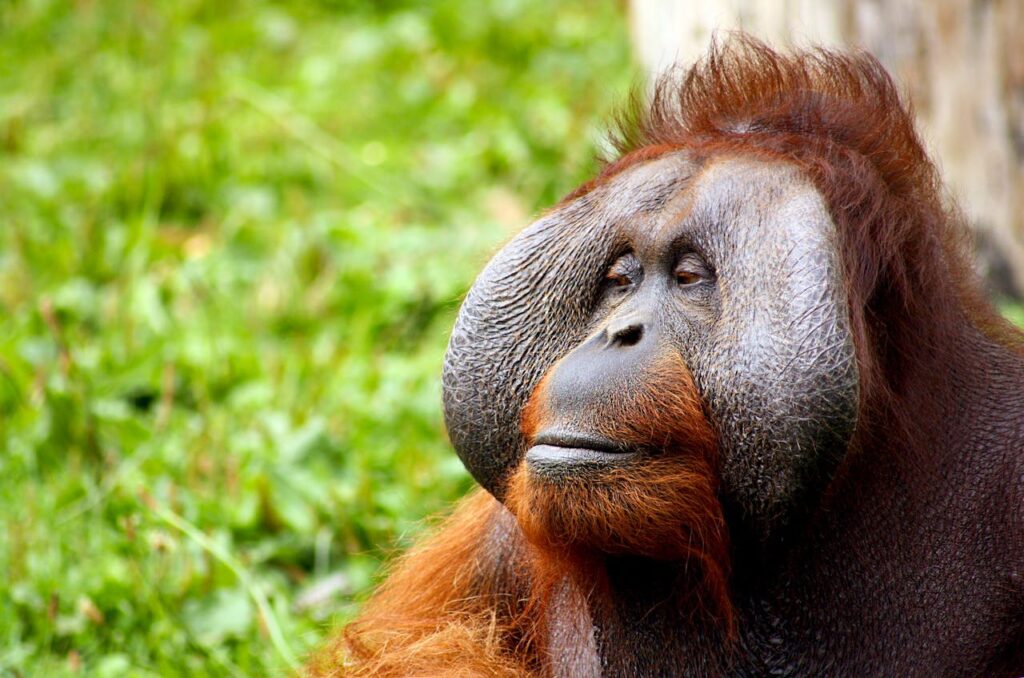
526 444 639 466
531 430 630 455
526 431 637 470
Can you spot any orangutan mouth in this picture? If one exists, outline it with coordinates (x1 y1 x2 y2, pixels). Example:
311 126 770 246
526 429 638 473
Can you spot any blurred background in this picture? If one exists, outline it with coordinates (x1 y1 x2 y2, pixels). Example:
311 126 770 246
0 1 1020 676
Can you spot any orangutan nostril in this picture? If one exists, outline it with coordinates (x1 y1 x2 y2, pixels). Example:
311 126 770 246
610 323 644 347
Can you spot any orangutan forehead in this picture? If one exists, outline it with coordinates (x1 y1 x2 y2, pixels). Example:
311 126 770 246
577 151 700 220
680 155 825 224
558 151 827 244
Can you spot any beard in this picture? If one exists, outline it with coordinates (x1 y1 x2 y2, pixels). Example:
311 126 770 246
507 352 733 626
505 449 728 568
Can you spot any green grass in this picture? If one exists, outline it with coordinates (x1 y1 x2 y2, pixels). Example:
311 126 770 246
0 1 633 675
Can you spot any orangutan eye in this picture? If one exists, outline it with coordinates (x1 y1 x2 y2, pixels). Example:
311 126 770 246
675 269 703 285
674 254 713 286
604 253 642 289
606 271 631 287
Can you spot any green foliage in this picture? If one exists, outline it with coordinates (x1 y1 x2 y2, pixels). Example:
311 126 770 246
1002 303 1024 329
0 1 633 674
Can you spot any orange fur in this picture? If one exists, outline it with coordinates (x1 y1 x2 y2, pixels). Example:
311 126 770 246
306 491 542 677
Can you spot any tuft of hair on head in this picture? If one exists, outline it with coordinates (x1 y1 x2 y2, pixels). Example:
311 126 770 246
577 33 1021 441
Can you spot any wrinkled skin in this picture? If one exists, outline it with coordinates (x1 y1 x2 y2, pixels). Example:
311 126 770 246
444 153 859 538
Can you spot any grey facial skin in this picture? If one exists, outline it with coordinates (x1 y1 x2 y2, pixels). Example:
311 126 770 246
442 152 859 539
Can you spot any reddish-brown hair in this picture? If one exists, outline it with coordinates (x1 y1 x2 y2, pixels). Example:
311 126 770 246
509 352 731 626
306 491 537 677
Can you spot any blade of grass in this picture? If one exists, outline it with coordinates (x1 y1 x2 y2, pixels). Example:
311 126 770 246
141 491 301 672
